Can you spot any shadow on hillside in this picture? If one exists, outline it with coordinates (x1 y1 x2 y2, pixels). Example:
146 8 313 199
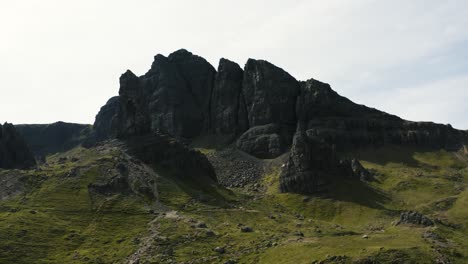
321 177 390 209
344 145 432 167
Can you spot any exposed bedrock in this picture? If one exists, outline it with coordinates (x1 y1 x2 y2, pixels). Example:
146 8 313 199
279 131 339 194
297 78 466 151
236 124 294 159
94 49 467 158
210 58 248 137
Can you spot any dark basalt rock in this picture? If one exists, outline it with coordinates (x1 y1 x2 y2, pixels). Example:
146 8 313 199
211 58 248 137
0 123 36 169
93 49 468 157
167 49 217 131
279 131 338 194
242 59 300 127
236 124 292 159
117 69 151 137
109 50 216 139
91 49 468 194
232 59 300 158
396 211 434 226
297 78 466 151
93 96 121 141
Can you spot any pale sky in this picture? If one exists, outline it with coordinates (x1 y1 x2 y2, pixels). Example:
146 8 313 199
1 0 467 129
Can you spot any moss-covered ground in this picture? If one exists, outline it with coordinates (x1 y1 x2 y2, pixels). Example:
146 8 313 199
1 145 467 263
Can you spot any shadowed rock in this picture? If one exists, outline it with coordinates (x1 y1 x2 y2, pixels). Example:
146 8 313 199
279 131 338 194
93 49 467 157
296 78 466 151
16 122 91 157
125 133 217 184
0 123 36 169
236 124 292 159
339 159 373 182
101 50 216 139
91 49 468 195
93 96 121 140
211 58 248 137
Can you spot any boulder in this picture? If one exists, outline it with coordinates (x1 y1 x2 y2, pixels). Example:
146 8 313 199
236 124 292 159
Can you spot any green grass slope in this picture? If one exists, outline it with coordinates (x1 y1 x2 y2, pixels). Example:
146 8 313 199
1 144 467 263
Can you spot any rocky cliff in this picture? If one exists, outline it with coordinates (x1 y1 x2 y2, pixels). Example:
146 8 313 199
0 123 36 169
95 49 466 154
93 49 468 194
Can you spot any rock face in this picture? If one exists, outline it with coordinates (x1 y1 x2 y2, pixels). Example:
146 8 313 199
235 59 299 157
93 96 120 141
296 78 465 151
211 58 247 137
92 49 468 194
16 122 91 157
94 49 467 159
279 131 339 194
0 123 36 169
242 59 299 127
396 211 434 226
107 49 216 139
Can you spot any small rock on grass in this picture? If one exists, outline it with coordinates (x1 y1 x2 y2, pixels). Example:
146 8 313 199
240 226 253 233
214 247 225 254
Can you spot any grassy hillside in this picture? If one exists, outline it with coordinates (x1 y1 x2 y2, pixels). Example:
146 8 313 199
1 144 467 263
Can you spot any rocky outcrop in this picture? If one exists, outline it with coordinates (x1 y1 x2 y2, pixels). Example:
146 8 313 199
88 158 158 199
109 49 216 139
242 59 300 127
211 58 248 137
235 59 300 157
93 49 467 160
236 124 292 159
396 211 434 226
16 122 91 156
297 78 465 151
279 131 339 194
125 133 217 184
93 96 120 140
0 123 36 169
